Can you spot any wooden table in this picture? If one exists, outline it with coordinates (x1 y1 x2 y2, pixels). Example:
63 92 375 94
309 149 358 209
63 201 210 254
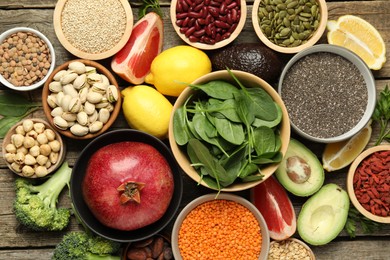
0 0 389 259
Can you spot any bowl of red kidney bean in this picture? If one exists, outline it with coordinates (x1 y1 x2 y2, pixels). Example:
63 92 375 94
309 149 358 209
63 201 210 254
0 27 55 91
252 0 328 54
347 145 390 224
170 0 247 50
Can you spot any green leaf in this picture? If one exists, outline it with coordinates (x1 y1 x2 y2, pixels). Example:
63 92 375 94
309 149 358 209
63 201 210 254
173 107 190 146
0 92 41 117
252 102 283 128
241 174 263 183
138 0 163 18
246 88 278 121
208 98 241 123
239 163 259 178
235 92 255 126
253 126 276 156
189 80 240 100
0 116 22 138
214 117 245 145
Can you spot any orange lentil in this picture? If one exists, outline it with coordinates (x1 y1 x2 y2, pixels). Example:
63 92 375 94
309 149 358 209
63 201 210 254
178 199 262 260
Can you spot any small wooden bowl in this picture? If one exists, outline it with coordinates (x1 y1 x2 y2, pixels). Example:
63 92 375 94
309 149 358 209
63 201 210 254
170 0 247 50
347 145 390 224
42 59 122 140
2 118 66 178
269 238 315 259
252 0 328 53
53 0 133 60
168 70 291 192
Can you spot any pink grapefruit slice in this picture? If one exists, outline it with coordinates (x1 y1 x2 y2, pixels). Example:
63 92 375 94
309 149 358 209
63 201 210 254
111 12 163 84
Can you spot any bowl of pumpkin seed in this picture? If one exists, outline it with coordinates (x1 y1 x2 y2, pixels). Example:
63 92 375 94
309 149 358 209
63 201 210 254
252 0 328 53
168 70 291 192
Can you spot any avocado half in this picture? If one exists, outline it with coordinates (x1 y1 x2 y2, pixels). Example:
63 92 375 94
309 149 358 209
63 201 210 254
298 183 350 246
275 138 324 196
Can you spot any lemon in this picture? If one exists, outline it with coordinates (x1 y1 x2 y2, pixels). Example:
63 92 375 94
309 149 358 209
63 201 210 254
121 85 173 139
322 121 372 172
327 15 386 70
145 45 212 97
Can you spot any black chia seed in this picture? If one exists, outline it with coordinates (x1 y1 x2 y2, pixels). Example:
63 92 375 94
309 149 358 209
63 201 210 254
281 52 368 139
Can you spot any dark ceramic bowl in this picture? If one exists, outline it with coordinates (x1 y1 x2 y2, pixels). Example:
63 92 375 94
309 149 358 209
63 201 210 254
71 129 183 243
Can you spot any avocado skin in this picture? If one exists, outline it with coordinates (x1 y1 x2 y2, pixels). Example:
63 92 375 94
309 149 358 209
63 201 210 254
209 43 283 84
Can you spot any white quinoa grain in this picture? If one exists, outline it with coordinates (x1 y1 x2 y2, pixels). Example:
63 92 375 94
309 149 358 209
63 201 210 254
61 0 127 54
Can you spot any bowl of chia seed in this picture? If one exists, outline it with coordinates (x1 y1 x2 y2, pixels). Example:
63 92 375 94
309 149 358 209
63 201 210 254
278 44 376 143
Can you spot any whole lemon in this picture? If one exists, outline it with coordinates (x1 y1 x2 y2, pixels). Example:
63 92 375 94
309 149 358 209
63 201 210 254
145 45 212 97
121 85 173 139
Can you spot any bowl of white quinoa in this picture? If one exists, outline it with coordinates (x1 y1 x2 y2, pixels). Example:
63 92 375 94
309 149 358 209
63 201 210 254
53 0 133 60
278 44 376 143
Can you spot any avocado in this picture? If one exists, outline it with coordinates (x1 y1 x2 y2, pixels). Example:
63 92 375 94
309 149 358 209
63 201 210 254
209 43 283 84
275 138 324 196
298 183 350 246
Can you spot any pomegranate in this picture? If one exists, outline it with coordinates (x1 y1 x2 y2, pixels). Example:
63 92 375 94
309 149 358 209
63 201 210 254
82 141 174 231
111 12 163 84
251 176 297 240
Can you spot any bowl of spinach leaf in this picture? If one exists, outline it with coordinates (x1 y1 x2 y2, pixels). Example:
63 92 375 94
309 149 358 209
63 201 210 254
169 70 291 192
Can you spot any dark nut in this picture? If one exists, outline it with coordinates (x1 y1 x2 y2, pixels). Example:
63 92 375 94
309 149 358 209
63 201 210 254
151 237 164 259
127 248 147 260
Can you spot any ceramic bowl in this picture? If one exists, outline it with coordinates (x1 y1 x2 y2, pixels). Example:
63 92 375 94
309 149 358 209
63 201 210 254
252 0 328 54
347 145 390 224
278 44 376 143
171 193 270 259
169 70 290 192
2 118 66 178
42 59 122 140
53 0 133 60
0 27 55 91
70 129 183 243
269 238 315 259
170 0 247 50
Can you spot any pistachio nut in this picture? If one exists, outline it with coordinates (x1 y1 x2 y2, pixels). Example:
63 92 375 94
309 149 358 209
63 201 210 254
69 97 82 113
63 84 78 98
22 165 35 177
29 145 40 157
60 95 72 112
98 108 110 124
106 85 119 103
49 81 63 93
60 72 78 85
23 119 34 132
95 98 109 109
77 111 89 126
11 134 24 148
35 166 48 177
101 75 110 86
53 70 68 81
53 116 69 130
47 94 58 109
86 92 103 104
62 112 77 122
68 61 86 74
106 103 115 112
88 110 98 124
85 66 97 74
84 101 96 115
79 86 89 103
5 143 17 153
89 121 103 133
51 106 64 117
49 140 61 153
56 91 65 106
73 74 87 90
40 144 52 157
91 82 108 94
33 122 46 134
87 73 102 84
70 124 89 136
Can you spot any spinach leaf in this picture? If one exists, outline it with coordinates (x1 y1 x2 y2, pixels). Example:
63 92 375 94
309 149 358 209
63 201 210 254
241 174 264 183
251 152 283 164
253 126 276 156
239 163 259 178
173 106 191 145
246 88 278 121
189 80 240 100
208 98 241 123
214 117 245 145
252 102 283 128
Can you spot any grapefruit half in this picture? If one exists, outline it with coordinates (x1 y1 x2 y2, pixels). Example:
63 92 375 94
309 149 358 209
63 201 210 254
111 12 163 84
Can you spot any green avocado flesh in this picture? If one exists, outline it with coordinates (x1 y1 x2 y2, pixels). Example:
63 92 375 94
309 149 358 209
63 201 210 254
275 138 324 196
297 184 350 246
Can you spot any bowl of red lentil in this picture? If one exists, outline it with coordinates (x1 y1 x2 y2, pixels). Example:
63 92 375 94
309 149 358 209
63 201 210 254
347 145 390 224
170 0 247 50
53 0 133 60
278 44 376 143
171 193 270 259
252 0 328 54
0 27 55 91
268 238 315 260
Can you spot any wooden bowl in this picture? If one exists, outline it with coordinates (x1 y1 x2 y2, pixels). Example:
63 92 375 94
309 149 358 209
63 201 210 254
347 145 390 224
168 70 291 192
2 118 66 178
42 59 122 140
170 0 247 50
269 238 315 259
252 0 328 53
53 0 133 60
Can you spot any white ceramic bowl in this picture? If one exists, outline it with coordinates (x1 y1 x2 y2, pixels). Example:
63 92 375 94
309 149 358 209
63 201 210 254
171 193 270 260
0 27 55 91
278 44 376 143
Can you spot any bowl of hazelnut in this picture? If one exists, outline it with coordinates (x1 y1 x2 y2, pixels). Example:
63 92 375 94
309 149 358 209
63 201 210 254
0 27 55 91
2 118 65 178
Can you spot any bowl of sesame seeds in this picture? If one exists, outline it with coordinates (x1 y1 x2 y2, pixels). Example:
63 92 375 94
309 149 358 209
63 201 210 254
0 27 55 91
53 0 133 60
278 44 376 143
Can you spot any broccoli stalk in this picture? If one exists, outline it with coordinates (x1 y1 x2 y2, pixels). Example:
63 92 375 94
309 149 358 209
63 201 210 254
52 231 121 260
13 161 72 231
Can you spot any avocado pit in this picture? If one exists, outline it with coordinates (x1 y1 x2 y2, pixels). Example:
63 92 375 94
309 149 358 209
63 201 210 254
286 156 311 184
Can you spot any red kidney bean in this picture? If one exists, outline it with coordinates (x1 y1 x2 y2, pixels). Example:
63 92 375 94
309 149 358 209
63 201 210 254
185 26 196 38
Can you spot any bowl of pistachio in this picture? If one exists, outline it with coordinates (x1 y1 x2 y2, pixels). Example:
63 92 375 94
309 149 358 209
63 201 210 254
252 0 328 53
42 59 122 139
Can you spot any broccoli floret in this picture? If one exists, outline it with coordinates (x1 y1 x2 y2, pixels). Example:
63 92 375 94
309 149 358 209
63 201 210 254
52 231 121 260
13 161 72 231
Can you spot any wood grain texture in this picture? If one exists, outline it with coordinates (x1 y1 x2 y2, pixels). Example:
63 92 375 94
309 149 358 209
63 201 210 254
0 1 389 259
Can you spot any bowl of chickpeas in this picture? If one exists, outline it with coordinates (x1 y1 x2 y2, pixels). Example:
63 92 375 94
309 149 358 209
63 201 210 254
0 27 55 91
2 118 65 178
171 193 270 259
